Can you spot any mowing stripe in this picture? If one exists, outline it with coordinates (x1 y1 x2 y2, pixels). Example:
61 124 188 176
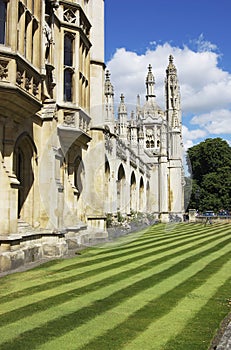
0 225 226 302
162 276 231 350
0 228 230 349
0 224 230 350
40 257 231 350
123 261 231 350
0 226 229 318
18 235 231 350
0 227 228 318
0 224 205 294
0 225 221 303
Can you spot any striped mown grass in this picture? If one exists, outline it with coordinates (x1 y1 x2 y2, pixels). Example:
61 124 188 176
0 223 230 350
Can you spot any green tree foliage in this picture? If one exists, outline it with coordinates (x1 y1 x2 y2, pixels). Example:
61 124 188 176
186 138 231 213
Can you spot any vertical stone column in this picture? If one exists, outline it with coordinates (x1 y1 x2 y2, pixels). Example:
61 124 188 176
7 1 18 50
81 129 108 236
168 159 183 218
0 162 18 234
38 120 59 230
84 129 106 212
18 7 25 55
159 156 169 222
108 137 118 215
26 13 32 61
89 0 105 127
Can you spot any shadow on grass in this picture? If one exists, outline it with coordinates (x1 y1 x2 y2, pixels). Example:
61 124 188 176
0 228 229 328
161 276 231 350
0 234 231 350
0 225 222 304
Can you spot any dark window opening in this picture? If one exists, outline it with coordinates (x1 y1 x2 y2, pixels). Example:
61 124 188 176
64 34 73 66
64 69 73 102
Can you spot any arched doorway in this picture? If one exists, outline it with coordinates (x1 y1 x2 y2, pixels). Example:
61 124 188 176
130 171 136 212
105 159 110 212
139 176 144 211
146 180 150 212
13 134 37 222
74 156 84 198
117 164 126 213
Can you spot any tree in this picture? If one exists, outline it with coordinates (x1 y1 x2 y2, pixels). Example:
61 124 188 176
186 138 231 213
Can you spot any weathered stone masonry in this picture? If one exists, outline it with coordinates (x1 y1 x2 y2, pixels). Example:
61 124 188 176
0 0 184 272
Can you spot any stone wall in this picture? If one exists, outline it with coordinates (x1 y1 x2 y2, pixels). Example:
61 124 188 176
0 232 68 273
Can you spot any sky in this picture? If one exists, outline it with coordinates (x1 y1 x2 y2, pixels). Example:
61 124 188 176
104 0 231 150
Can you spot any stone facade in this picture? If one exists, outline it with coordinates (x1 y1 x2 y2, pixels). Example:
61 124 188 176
104 58 184 224
0 0 184 272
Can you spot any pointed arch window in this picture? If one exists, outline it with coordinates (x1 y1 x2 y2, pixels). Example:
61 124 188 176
0 0 7 44
64 32 75 102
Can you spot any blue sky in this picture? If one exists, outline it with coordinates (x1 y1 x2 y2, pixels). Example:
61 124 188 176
104 0 231 149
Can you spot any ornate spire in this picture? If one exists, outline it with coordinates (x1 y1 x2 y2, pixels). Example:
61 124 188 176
117 94 128 140
105 70 114 96
118 93 127 114
166 55 177 75
146 64 156 100
130 110 137 127
165 55 182 131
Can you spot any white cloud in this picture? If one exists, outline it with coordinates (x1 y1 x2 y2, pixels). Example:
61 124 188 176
191 109 231 135
190 33 218 53
106 41 231 147
182 125 207 150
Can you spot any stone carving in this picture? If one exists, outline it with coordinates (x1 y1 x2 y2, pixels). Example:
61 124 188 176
16 71 23 85
64 112 75 126
33 82 39 96
44 16 52 63
25 76 31 90
0 60 8 80
146 128 153 138
64 8 77 23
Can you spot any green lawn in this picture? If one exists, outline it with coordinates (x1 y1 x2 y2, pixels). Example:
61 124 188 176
0 223 230 350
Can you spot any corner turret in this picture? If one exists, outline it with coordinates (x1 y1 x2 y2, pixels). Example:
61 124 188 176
118 93 128 141
146 64 156 101
104 70 115 132
165 55 181 126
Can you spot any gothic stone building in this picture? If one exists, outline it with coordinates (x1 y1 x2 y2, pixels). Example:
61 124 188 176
0 0 184 272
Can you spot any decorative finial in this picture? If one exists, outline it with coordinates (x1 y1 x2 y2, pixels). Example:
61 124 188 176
146 64 155 99
105 70 110 81
169 55 174 64
166 55 177 75
120 93 125 103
